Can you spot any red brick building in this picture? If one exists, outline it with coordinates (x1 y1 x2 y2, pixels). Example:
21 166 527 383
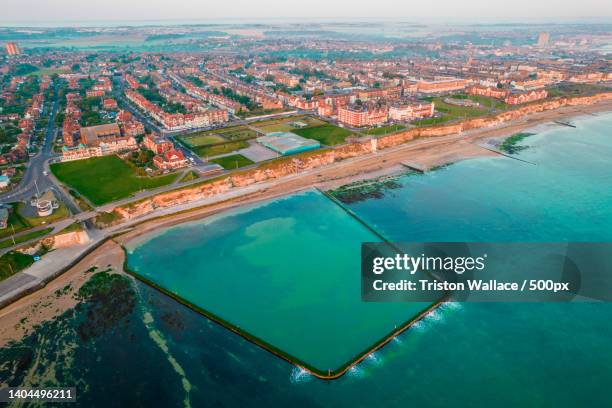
143 134 173 154
467 85 509 100
505 89 548 105
338 105 388 127
103 98 118 110
153 149 188 170
389 101 435 121
5 42 20 55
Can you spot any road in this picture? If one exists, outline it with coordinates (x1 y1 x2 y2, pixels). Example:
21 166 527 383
0 88 80 215
113 78 207 166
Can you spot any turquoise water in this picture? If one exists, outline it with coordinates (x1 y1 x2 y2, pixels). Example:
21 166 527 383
125 190 433 372
345 114 612 242
2 112 612 407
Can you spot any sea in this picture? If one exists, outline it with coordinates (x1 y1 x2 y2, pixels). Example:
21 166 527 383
1 112 612 407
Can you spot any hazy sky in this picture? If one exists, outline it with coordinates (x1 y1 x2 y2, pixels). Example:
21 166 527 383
1 0 611 24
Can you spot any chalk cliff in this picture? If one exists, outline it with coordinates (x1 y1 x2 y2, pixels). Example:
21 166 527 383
115 93 612 220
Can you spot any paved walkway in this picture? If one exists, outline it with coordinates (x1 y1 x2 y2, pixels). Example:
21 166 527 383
0 230 102 308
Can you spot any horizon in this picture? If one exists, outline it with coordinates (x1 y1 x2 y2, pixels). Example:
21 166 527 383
2 0 612 26
1 17 612 29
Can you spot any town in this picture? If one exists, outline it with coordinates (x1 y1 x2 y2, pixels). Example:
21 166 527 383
0 3 611 404
0 21 610 296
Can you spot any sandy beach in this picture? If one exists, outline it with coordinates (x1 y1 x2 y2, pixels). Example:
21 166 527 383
0 100 611 345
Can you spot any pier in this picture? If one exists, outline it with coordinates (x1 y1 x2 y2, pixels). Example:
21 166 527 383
553 121 576 128
399 161 430 173
477 144 537 165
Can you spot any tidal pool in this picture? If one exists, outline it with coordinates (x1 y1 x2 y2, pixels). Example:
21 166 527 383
125 190 434 373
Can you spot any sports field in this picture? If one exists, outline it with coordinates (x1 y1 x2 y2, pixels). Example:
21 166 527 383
50 155 178 206
179 134 225 147
178 126 258 157
178 126 258 148
251 115 326 133
293 124 353 146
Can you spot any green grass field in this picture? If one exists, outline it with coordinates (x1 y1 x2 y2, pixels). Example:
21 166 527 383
547 83 610 98
51 155 178 206
179 170 200 183
0 205 29 240
452 93 508 110
0 251 35 282
251 115 326 134
192 141 250 158
257 123 294 133
363 124 406 136
431 97 487 118
293 124 353 146
18 202 70 227
412 116 453 127
210 154 255 170
215 127 258 141
31 68 70 77
0 228 53 250
180 134 226 147
466 95 507 109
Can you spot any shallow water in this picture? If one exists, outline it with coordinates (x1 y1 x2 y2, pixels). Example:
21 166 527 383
2 112 612 407
125 190 433 372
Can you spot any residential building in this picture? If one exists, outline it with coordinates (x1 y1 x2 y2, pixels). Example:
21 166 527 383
537 32 550 47
143 134 173 154
103 98 118 109
416 78 467 94
505 89 548 105
5 42 20 56
153 149 189 170
338 104 389 127
467 85 509 99
389 101 435 121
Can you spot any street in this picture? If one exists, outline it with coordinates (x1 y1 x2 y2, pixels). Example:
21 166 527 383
0 88 80 215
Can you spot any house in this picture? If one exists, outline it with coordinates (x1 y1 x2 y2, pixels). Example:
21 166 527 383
143 134 173 155
103 98 118 110
153 149 189 170
79 123 138 154
505 89 548 105
467 86 509 100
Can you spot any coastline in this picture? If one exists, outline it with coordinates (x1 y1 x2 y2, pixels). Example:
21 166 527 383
0 102 611 350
